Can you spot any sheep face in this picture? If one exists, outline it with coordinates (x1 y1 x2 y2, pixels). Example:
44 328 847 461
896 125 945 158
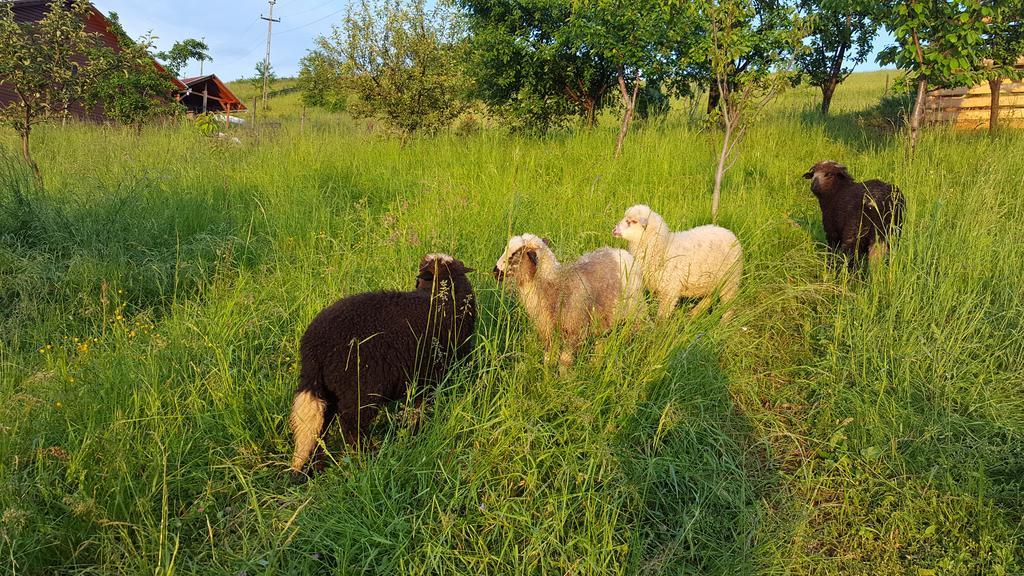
613 205 651 243
493 234 548 283
803 161 852 196
417 253 473 291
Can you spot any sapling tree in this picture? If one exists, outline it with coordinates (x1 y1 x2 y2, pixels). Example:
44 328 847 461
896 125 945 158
251 61 276 95
0 0 99 174
797 0 877 115
876 0 987 153
88 13 182 130
314 0 467 137
691 0 798 114
157 38 212 77
569 0 694 156
691 0 805 222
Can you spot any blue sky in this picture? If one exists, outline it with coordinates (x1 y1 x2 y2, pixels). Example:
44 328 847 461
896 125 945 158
93 1 894 82
93 0 348 81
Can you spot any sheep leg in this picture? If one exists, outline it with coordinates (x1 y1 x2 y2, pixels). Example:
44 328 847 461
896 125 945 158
290 390 328 473
339 403 380 452
656 292 678 319
558 348 575 370
868 241 888 269
718 275 741 323
688 296 713 318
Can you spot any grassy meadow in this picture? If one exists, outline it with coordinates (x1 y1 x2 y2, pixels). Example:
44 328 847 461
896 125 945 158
1 71 1023 574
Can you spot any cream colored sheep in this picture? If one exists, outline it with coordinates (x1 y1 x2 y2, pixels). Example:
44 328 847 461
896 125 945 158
493 234 643 367
613 205 742 319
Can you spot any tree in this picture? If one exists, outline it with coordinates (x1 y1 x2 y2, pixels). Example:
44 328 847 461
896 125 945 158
458 0 619 131
298 49 348 112
797 0 877 115
312 0 467 136
876 0 987 153
977 0 1024 134
157 38 211 77
251 61 276 95
86 13 182 130
690 0 805 222
0 0 99 174
690 0 799 114
568 0 695 156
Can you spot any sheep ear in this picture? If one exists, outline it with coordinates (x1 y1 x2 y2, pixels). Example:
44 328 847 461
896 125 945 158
541 237 552 248
802 170 814 179
526 250 538 266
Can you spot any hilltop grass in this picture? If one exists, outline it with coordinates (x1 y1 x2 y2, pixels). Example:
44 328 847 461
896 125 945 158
1 71 1023 574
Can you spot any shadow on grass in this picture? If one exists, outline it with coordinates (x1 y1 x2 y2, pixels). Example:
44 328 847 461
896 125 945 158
0 158 268 318
798 98 908 153
615 334 778 574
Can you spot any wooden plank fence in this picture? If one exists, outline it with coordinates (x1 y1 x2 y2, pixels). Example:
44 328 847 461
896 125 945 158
924 61 1024 130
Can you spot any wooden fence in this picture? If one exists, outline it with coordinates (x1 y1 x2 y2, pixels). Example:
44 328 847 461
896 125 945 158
924 67 1024 130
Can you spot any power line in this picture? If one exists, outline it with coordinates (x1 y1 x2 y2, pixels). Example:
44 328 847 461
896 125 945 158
276 5 348 34
288 0 341 19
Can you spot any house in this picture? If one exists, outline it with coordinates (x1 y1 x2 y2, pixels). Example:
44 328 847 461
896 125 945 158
0 0 185 122
924 58 1024 130
177 74 246 117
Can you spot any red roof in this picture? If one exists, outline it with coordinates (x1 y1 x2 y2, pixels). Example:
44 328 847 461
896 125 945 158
176 74 247 113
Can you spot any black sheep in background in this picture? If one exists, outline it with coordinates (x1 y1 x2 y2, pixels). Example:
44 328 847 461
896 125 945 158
803 161 905 270
289 254 476 474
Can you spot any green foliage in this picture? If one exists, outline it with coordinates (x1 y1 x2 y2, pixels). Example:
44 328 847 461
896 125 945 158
251 61 277 94
86 17 183 129
569 0 693 92
796 0 877 113
685 0 804 104
0 0 100 169
876 0 988 88
311 0 467 136
635 81 672 122
568 0 696 154
193 112 218 136
978 0 1024 82
458 0 619 131
297 49 348 112
156 38 212 78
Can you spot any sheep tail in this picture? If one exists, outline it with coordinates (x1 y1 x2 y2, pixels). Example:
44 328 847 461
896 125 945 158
289 377 328 473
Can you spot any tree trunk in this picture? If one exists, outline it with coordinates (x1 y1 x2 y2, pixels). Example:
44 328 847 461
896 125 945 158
614 68 640 159
20 130 32 167
707 80 721 115
711 119 731 224
20 111 39 179
821 32 849 117
820 80 838 116
989 77 1002 135
909 77 927 156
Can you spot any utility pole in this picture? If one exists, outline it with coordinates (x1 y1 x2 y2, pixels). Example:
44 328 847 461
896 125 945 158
199 36 206 76
260 0 280 113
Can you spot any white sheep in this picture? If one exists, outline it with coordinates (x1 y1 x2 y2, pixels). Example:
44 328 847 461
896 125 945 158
492 234 643 367
613 205 742 320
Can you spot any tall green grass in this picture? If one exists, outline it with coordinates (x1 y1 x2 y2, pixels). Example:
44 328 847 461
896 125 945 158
0 71 1021 574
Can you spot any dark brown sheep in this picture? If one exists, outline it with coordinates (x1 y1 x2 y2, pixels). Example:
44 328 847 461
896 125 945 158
289 254 476 474
803 161 905 270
